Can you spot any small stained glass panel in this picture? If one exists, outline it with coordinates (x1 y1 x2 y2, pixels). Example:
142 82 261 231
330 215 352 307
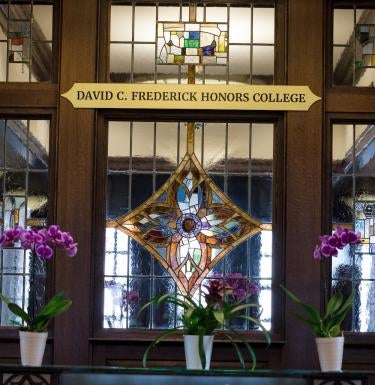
157 22 228 66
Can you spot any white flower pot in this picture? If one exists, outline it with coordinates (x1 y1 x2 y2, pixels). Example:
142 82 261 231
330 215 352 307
19 331 48 366
183 335 214 370
315 336 344 372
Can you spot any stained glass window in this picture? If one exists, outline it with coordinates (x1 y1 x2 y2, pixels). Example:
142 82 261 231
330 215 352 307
0 118 50 326
333 5 375 86
104 121 273 330
157 22 228 66
332 123 375 332
0 0 54 82
109 1 275 85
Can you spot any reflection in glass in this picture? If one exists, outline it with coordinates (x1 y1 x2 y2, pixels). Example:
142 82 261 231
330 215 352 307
332 120 375 332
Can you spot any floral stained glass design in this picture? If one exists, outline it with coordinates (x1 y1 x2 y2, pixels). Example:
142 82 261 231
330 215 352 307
108 153 265 295
157 22 228 65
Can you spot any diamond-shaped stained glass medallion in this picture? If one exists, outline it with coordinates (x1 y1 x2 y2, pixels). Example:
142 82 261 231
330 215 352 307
108 153 265 295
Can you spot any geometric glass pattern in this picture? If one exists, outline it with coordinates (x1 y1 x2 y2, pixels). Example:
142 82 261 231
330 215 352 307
355 201 375 254
157 22 228 66
355 24 375 69
107 152 264 295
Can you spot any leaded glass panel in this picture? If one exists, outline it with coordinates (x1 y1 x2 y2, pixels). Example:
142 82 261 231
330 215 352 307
110 1 275 85
0 1 54 82
104 121 274 330
0 118 50 326
333 5 375 87
331 123 375 332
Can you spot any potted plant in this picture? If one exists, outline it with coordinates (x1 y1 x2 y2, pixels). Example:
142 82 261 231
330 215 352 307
282 226 361 372
139 274 270 370
0 225 77 366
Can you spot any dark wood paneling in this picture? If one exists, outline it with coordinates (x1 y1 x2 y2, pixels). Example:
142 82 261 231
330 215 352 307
0 84 57 108
53 0 98 365
327 88 375 113
284 0 324 369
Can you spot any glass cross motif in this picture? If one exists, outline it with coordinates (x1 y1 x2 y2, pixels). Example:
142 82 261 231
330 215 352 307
157 22 228 65
108 153 264 295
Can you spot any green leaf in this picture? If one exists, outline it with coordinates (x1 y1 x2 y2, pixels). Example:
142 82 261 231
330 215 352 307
142 328 182 368
213 310 224 325
8 303 31 326
219 332 245 369
0 293 10 305
198 334 206 369
324 293 343 319
237 315 271 345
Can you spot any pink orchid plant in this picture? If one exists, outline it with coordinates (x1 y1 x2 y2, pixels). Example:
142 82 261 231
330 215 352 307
282 226 361 338
0 225 77 331
0 225 78 259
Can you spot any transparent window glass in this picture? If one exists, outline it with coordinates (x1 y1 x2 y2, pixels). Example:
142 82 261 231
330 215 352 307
333 5 375 87
110 1 275 85
0 0 54 82
0 118 50 326
332 122 375 332
104 121 274 331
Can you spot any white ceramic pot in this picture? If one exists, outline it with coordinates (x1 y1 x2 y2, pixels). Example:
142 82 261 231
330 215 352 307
19 331 48 366
315 336 344 372
183 335 214 370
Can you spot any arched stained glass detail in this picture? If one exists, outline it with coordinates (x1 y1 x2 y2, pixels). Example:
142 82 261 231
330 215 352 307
107 152 265 295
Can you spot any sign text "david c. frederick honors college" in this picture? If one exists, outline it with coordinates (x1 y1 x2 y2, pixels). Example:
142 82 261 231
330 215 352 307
62 84 320 111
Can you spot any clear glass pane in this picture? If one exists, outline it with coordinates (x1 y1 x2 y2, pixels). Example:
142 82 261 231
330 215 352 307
103 277 127 328
332 124 353 174
108 121 130 160
4 196 26 228
129 277 150 328
129 242 151 276
334 9 354 45
158 5 180 21
9 4 31 19
251 175 272 223
110 5 132 42
2 248 25 273
251 123 273 173
1 275 24 326
333 46 346 71
106 174 129 219
227 123 249 173
253 45 274 85
132 122 154 168
355 280 375 332
228 175 248 212
355 254 375 280
206 6 227 23
152 278 176 328
131 174 153 208
6 120 27 168
355 68 375 87
156 122 178 171
333 46 354 86
32 5 53 41
110 43 132 81
30 42 52 82
134 6 156 42
105 250 128 278
251 230 272 279
133 43 155 83
258 279 272 330
203 123 225 171
355 124 374 175
29 120 49 168
253 7 274 44
8 62 29 82
229 45 250 85
5 171 25 195
204 65 227 84
355 176 375 201
156 64 179 84
229 7 251 43
332 176 353 224
0 42 6 81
